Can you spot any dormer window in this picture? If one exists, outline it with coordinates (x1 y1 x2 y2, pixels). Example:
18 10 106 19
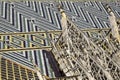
49 3 54 7
31 18 35 23
10 2 14 7
72 16 77 22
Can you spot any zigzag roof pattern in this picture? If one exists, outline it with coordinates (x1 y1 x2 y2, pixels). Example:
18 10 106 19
0 1 120 78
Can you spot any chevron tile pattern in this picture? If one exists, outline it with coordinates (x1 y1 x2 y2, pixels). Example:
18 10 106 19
0 1 120 78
